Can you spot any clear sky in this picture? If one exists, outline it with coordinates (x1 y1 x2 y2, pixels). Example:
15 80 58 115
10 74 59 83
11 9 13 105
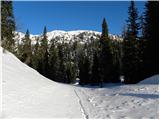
13 1 146 35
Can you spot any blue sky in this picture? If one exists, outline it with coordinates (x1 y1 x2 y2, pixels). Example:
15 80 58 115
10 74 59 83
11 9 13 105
13 1 146 35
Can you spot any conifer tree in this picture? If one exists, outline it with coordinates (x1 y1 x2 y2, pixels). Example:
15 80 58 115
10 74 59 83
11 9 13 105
143 1 159 77
57 44 67 83
21 29 32 66
91 51 100 85
1 1 16 53
32 37 40 70
66 61 76 83
111 41 121 83
122 1 141 83
99 18 113 83
39 26 49 76
79 54 90 85
48 39 60 81
126 0 139 40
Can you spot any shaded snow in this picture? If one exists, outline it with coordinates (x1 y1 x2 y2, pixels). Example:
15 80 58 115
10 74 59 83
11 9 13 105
1 47 159 119
139 75 159 84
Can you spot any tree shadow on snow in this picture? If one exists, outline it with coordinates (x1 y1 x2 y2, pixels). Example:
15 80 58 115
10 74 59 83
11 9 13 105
120 93 159 99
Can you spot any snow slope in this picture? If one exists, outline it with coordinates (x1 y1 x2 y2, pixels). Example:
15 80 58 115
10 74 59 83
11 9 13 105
1 47 83 118
1 47 159 119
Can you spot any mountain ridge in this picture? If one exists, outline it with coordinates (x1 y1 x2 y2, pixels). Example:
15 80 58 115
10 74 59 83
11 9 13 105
15 30 122 44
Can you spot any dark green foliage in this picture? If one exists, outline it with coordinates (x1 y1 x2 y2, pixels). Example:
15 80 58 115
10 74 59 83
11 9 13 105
79 54 90 85
1 1 16 53
65 61 76 83
122 1 142 83
99 18 114 83
122 39 142 83
21 29 32 67
91 52 100 85
143 1 159 77
32 37 40 70
39 26 49 76
111 41 121 83
48 39 60 82
102 18 109 39
126 1 139 40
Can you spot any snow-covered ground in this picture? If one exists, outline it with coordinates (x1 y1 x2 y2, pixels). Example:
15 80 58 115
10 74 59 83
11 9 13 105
75 79 159 119
1 47 159 119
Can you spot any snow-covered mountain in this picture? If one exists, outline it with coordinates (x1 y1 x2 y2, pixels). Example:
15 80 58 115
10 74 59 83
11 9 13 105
1 47 158 118
14 30 122 44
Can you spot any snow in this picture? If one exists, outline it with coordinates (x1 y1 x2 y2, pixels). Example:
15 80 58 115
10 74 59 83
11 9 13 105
15 30 122 45
1 47 159 118
75 82 159 119
1 47 83 118
0 47 2 118
139 75 159 84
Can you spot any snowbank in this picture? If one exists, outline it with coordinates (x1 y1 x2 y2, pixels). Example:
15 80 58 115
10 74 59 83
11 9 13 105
1 48 83 118
139 75 159 84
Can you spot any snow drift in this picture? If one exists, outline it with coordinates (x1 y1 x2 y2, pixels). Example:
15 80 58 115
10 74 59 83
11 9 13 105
1 47 159 119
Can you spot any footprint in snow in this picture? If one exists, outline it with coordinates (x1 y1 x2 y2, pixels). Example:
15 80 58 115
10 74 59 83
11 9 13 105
106 115 111 118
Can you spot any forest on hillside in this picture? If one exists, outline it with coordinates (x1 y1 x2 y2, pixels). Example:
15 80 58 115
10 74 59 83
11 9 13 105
1 1 159 86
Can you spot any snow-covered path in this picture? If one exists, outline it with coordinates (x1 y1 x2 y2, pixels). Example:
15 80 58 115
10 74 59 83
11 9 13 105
1 47 159 119
74 81 159 119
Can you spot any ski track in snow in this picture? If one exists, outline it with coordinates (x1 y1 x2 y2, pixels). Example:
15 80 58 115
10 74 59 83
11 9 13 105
74 89 89 119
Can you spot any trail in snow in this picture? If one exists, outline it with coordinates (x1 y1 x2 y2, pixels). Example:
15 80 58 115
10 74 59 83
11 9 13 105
74 89 89 119
75 81 159 119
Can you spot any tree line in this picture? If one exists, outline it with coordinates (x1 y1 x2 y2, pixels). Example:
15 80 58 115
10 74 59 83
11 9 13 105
1 1 159 86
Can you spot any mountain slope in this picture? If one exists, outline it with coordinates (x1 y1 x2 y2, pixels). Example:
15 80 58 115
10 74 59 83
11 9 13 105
15 30 122 44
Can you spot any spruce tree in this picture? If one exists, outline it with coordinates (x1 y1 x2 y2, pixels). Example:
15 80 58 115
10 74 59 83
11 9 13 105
126 0 139 40
91 51 100 85
111 41 121 83
32 37 40 70
99 18 113 84
1 1 16 53
66 61 76 83
21 29 32 66
55 43 68 83
143 1 159 77
79 54 90 85
48 39 60 82
39 26 49 76
122 1 141 83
